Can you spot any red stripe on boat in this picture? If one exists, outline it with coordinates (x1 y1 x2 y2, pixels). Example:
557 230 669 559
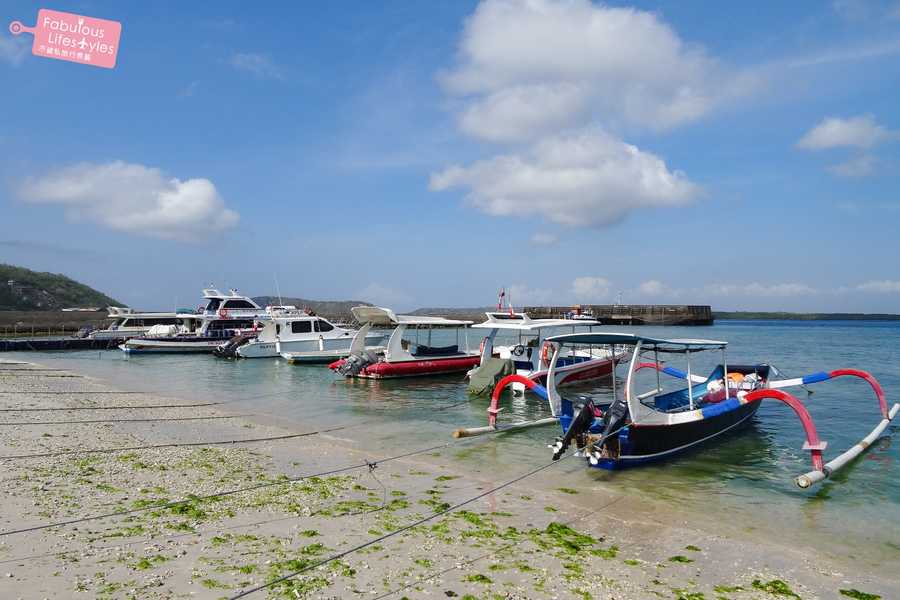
340 356 481 379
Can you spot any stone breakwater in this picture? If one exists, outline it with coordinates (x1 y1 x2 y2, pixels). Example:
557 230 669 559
0 358 892 599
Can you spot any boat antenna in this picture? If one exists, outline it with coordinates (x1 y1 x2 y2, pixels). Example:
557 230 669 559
274 274 284 307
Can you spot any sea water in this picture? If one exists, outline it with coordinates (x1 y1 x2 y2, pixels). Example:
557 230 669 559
9 320 899 573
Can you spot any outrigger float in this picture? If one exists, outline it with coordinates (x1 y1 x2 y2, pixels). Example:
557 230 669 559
459 332 896 488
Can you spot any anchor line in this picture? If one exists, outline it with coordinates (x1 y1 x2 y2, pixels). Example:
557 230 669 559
0 414 249 426
371 496 623 600
229 456 569 599
0 426 357 461
0 401 223 412
0 435 491 538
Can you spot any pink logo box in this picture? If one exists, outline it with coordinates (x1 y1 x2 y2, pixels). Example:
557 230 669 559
9 9 121 69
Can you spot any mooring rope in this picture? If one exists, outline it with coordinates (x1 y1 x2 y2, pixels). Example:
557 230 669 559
0 401 222 412
229 456 569 599
0 435 490 538
0 414 249 426
0 425 357 461
0 391 148 394
371 496 622 600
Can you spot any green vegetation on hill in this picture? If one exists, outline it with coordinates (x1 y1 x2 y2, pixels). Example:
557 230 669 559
0 264 121 311
251 296 372 319
714 311 900 321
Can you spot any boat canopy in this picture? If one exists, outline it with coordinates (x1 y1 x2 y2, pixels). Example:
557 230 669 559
546 332 727 351
351 306 472 327
473 312 600 330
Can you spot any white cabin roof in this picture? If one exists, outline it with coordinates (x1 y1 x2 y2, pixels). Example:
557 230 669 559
351 306 472 326
472 311 600 331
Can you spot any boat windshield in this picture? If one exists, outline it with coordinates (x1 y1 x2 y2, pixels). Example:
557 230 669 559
400 325 467 356
205 298 221 312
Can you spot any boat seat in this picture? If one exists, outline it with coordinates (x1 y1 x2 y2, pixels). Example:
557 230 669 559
412 344 460 357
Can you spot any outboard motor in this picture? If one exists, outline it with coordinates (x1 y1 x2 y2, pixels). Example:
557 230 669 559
214 332 254 359
551 400 600 460
336 350 379 376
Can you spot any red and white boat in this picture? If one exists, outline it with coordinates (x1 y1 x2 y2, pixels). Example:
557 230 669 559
466 310 627 395
330 306 480 379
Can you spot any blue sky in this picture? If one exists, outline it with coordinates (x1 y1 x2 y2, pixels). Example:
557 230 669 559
1 0 899 312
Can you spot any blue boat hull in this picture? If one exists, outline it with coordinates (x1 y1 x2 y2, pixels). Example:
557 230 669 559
559 400 760 470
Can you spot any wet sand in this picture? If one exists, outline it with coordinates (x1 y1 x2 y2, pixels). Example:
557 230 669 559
0 358 894 600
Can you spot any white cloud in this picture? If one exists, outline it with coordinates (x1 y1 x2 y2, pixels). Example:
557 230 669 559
0 35 29 67
832 0 875 20
797 115 893 150
178 80 200 98
529 232 558 246
836 200 900 213
228 52 284 80
704 282 817 297
357 283 413 308
430 130 698 227
19 161 239 240
636 280 670 297
855 280 900 293
828 154 876 177
440 0 753 137
572 276 610 301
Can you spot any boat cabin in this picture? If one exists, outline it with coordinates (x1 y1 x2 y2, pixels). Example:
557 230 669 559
199 288 263 317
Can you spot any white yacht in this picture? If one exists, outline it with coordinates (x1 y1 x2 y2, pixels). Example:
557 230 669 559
88 307 180 340
119 288 268 354
233 311 385 361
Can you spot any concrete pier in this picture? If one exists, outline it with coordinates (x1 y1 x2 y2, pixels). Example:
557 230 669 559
524 304 714 326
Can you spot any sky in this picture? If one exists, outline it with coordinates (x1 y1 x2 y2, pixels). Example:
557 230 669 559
1 0 900 312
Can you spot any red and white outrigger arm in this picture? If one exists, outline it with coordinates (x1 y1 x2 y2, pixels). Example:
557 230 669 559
767 368 897 487
635 362 898 488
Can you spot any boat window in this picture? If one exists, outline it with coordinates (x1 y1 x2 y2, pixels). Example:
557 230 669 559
222 300 256 309
205 298 221 312
275 324 281 335
208 319 252 330
143 317 178 326
291 320 313 334
316 320 334 333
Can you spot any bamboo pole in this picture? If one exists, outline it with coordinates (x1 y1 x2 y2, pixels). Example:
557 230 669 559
453 416 558 438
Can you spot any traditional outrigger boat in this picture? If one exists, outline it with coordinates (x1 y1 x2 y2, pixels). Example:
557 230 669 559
532 332 898 488
330 306 480 379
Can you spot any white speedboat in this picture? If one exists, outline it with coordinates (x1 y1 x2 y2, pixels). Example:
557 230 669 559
229 311 385 360
119 288 267 354
466 309 626 394
330 306 480 378
88 307 180 340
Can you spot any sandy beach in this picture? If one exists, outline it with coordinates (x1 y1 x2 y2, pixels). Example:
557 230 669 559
0 357 894 600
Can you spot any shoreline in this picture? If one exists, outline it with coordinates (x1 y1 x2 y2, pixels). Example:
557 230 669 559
0 357 894 599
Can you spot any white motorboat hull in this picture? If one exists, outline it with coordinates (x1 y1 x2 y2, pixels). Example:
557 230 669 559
236 333 385 359
120 337 229 354
281 345 386 364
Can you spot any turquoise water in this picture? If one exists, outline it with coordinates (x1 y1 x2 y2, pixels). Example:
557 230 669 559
9 320 900 571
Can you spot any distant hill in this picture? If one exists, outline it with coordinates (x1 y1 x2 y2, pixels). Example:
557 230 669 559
251 296 373 320
714 311 900 321
0 264 121 311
